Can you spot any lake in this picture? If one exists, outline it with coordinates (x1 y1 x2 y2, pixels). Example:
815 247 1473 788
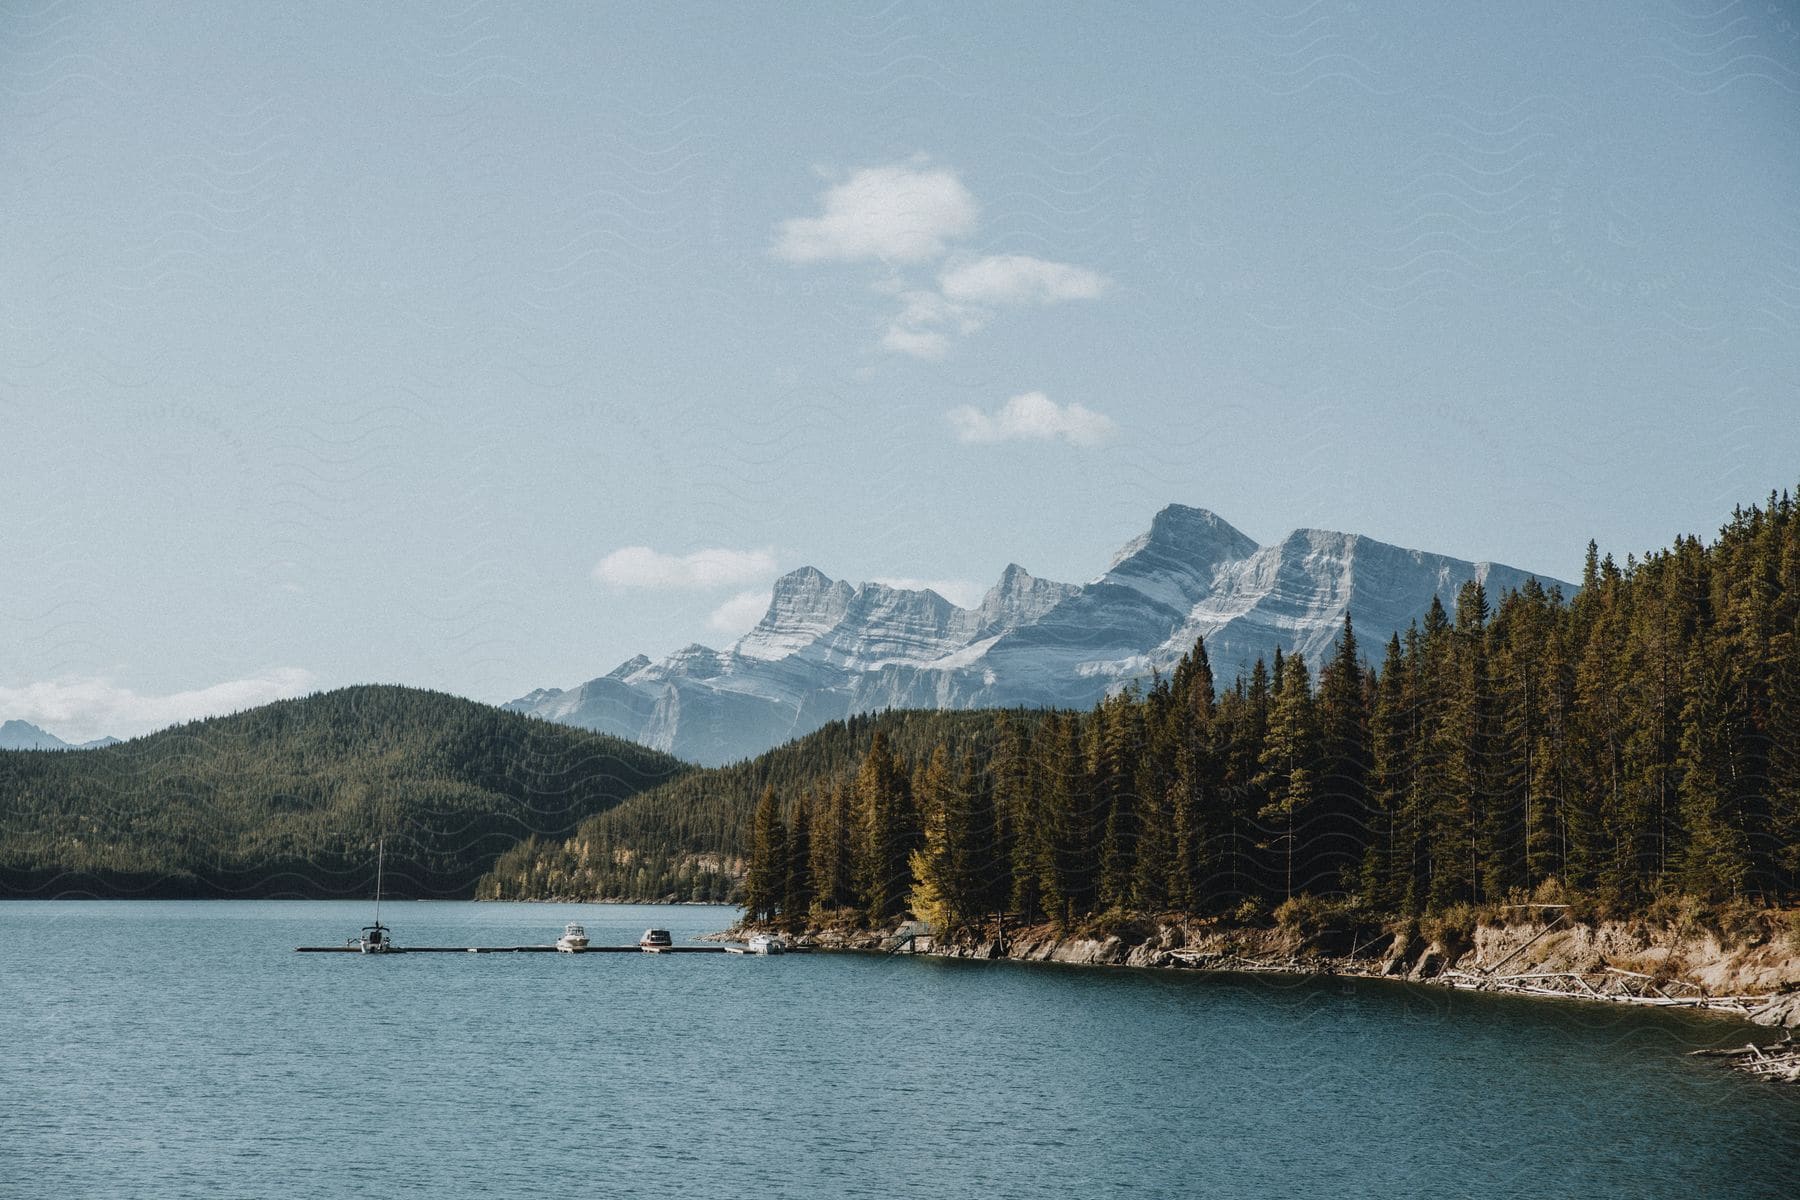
4 901 1797 1199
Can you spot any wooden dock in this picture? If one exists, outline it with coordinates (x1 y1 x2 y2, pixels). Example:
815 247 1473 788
294 944 728 954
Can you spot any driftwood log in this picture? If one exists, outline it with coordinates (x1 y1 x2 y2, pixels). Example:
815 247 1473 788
1689 1038 1800 1082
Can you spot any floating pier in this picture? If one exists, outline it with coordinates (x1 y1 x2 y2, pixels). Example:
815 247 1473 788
294 943 729 954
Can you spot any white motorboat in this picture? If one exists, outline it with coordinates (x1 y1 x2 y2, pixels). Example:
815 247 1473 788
639 928 673 951
556 922 589 952
747 933 786 956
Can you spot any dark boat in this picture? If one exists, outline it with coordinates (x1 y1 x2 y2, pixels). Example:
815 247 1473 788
353 839 394 954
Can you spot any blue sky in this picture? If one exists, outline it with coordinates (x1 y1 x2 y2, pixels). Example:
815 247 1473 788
4 1 1799 740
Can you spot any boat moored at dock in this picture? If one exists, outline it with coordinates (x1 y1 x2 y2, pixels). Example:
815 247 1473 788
298 921 772 956
350 839 395 953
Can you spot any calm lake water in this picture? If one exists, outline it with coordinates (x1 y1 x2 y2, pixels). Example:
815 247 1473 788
4 901 1797 1199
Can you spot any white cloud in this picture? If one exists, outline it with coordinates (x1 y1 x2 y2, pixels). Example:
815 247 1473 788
708 589 773 634
0 668 318 742
882 288 988 360
881 325 953 360
877 257 1109 360
938 254 1110 305
593 546 777 590
773 163 978 264
870 577 986 608
774 160 1110 358
947 392 1117 448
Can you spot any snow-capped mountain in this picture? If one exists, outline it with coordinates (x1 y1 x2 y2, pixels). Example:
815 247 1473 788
509 505 1568 765
0 720 120 751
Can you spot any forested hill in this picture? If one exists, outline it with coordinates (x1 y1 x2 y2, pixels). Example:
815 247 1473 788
0 685 687 898
478 709 1051 902
483 488 1800 927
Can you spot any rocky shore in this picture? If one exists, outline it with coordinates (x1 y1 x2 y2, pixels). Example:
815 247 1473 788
786 913 1800 1081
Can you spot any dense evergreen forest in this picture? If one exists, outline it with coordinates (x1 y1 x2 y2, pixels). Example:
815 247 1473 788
487 491 1800 934
0 686 685 898
477 709 1051 902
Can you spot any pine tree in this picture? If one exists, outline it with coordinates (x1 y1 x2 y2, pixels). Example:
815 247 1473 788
1676 631 1752 900
1535 612 1582 890
909 745 954 932
744 786 788 923
1412 603 1456 911
1360 633 1408 913
919 749 1000 935
1488 578 1554 895
1094 692 1143 909
853 732 918 925
808 778 855 912
1227 659 1273 903
1256 652 1318 903
997 717 1046 921
1768 603 1800 897
783 790 813 931
1036 714 1086 928
1578 553 1642 904
1316 613 1371 893
1445 580 1499 904
1131 676 1176 913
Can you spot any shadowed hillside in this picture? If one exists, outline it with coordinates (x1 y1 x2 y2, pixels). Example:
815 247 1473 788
0 685 688 898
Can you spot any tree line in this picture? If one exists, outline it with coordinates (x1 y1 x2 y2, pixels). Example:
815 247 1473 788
478 709 1045 902
741 490 1800 933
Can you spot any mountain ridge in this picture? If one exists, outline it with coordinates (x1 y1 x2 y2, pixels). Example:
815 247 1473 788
0 719 119 751
509 505 1570 765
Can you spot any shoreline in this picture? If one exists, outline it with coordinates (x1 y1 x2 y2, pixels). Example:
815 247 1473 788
476 896 731 906
774 915 1800 1082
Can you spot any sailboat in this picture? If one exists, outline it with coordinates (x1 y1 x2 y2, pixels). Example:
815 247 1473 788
356 838 394 954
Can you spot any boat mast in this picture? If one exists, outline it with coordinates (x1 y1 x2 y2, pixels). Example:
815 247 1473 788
374 836 384 927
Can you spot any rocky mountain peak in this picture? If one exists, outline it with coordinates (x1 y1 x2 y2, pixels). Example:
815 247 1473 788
770 565 836 600
606 654 652 680
734 567 857 662
1100 503 1262 613
656 644 725 679
512 503 1567 765
1107 505 1257 572
0 719 63 750
975 563 1078 632
1149 504 1256 550
996 562 1034 591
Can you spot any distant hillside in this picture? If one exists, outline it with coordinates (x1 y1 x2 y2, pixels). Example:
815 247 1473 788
478 708 1045 903
0 686 688 898
0 720 118 751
